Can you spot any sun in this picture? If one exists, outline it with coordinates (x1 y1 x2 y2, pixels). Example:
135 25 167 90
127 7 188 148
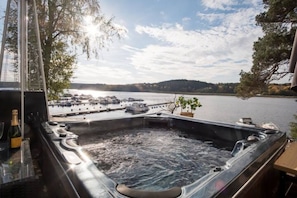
82 15 102 38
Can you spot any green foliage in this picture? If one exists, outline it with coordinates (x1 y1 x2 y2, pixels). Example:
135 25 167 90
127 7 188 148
256 0 297 26
175 96 202 113
47 41 76 100
290 114 297 139
157 79 214 92
5 0 126 99
236 70 267 98
176 96 187 110
237 0 297 98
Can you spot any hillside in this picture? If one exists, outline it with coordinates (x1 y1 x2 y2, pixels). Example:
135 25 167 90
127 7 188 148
70 79 297 96
70 79 229 93
0 80 295 96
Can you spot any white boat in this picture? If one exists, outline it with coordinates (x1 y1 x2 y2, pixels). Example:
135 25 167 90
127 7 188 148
261 122 279 130
236 117 279 130
125 103 149 114
236 118 257 127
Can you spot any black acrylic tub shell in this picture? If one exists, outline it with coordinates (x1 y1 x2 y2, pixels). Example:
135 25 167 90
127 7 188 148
40 114 287 197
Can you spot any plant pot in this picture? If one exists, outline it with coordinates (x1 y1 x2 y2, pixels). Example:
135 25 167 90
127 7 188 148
180 112 194 117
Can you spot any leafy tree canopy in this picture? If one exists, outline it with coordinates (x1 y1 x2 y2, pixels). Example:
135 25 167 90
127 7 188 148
236 0 297 98
5 0 127 100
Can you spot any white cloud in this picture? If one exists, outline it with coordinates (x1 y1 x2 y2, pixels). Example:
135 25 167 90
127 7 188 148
243 0 261 7
196 12 225 23
129 7 263 83
197 7 261 28
72 0 267 84
74 59 133 84
201 0 237 10
182 17 191 22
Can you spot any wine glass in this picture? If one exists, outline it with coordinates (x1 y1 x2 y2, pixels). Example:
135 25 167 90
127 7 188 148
0 122 5 151
0 122 4 139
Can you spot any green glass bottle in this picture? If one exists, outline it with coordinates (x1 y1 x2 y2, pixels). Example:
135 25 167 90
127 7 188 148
7 109 22 149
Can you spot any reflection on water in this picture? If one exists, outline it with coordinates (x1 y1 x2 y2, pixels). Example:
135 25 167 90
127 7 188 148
79 128 232 190
51 90 296 132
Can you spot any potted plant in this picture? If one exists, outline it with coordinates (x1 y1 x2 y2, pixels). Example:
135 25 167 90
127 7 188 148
176 96 202 117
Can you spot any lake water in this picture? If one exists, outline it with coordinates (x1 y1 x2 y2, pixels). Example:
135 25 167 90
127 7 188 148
49 89 297 133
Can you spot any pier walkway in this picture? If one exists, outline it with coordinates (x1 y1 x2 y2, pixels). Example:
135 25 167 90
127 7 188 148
50 102 171 118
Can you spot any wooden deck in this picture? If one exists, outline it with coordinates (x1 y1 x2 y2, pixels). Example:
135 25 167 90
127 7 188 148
274 141 297 197
274 142 297 175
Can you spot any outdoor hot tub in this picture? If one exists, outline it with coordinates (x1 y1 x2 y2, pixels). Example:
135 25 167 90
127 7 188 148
40 113 287 198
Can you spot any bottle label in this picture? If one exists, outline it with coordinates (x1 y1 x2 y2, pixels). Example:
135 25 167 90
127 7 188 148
10 137 22 148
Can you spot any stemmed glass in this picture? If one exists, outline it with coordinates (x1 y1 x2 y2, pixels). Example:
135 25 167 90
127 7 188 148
0 122 5 151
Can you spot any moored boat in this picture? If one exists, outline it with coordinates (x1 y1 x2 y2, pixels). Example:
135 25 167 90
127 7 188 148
236 117 279 130
236 117 257 127
125 103 149 114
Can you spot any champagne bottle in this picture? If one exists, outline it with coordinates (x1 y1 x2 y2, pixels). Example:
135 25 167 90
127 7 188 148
8 109 22 149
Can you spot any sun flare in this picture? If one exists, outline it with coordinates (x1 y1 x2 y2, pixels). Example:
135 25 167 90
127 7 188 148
82 15 102 38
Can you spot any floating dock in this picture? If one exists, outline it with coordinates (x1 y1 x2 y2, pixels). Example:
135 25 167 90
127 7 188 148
50 102 170 117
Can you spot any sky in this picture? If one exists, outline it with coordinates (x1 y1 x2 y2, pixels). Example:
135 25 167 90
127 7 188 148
0 0 269 85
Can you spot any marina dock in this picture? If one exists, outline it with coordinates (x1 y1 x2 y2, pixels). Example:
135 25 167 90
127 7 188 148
50 102 171 117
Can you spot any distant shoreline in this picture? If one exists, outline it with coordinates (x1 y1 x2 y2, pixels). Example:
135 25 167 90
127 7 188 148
68 88 297 99
1 80 296 98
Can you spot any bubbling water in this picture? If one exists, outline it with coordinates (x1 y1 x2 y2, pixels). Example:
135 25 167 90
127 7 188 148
79 128 232 190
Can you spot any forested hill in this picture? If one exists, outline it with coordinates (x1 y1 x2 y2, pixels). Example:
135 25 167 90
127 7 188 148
70 79 297 96
70 79 234 94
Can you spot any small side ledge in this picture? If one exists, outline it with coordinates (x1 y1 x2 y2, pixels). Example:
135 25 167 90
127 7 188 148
116 184 182 198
